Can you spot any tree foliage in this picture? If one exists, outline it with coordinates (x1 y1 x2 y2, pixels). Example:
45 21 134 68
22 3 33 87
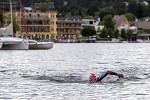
99 7 114 20
100 28 107 38
103 15 114 30
126 30 133 41
19 0 150 19
114 30 119 39
107 28 114 38
125 13 136 22
121 29 126 40
81 26 96 38
40 2 49 12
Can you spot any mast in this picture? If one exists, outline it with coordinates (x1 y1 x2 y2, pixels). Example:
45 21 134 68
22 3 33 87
10 0 13 34
18 0 28 37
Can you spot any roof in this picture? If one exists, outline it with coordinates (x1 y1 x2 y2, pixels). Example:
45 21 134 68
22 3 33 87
66 16 82 20
57 16 83 23
113 15 126 28
135 21 150 29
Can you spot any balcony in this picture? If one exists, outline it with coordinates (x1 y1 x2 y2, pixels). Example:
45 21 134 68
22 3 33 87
57 25 82 29
57 31 81 35
24 16 49 20
21 24 50 27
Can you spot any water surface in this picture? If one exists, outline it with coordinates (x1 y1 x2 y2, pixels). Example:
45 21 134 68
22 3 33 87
0 43 150 100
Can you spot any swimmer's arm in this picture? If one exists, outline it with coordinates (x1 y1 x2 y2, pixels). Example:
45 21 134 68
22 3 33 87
97 71 123 82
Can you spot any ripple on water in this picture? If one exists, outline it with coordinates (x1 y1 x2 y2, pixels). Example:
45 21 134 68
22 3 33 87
0 43 150 99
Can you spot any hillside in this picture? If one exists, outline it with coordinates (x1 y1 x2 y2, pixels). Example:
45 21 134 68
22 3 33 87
9 0 150 19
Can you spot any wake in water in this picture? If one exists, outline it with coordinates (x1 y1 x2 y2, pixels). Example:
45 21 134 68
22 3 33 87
22 74 89 83
21 73 145 84
1 66 150 84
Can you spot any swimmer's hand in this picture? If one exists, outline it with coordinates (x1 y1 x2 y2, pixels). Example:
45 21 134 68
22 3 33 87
117 73 124 78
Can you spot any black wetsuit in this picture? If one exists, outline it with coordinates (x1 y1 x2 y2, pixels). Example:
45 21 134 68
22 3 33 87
97 71 118 82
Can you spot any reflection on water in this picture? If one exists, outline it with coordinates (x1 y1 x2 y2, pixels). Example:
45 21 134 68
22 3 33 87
0 43 150 99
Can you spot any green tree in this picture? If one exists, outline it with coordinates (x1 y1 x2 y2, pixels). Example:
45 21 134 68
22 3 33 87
99 7 114 20
134 3 146 18
125 13 136 22
128 0 137 14
121 29 126 40
100 28 107 38
126 29 133 41
13 17 20 33
103 15 114 30
107 28 114 38
87 5 99 16
40 2 49 12
83 16 93 19
81 26 96 38
138 30 144 34
143 7 150 17
114 30 119 39
114 2 127 15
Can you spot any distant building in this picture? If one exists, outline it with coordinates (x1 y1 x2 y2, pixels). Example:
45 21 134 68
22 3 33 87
0 0 18 11
57 16 82 40
140 17 150 22
3 9 57 40
34 2 55 11
134 21 150 30
113 15 137 34
82 17 104 32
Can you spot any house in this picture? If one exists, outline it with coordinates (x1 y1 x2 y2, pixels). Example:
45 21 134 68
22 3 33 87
0 0 18 11
113 15 137 34
134 21 150 41
134 21 150 30
140 17 150 21
34 2 55 11
82 17 104 32
57 16 82 40
137 33 150 41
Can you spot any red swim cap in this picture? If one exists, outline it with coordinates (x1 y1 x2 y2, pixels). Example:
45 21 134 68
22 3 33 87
89 74 96 80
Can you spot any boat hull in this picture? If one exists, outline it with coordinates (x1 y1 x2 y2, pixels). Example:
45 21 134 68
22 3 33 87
0 37 29 50
29 42 53 50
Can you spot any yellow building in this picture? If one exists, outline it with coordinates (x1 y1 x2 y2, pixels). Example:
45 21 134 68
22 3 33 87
22 10 57 40
57 16 82 40
3 9 57 40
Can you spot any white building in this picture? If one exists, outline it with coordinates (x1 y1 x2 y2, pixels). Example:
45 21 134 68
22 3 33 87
82 18 104 32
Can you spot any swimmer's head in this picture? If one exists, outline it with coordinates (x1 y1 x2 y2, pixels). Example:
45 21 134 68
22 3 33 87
89 74 97 83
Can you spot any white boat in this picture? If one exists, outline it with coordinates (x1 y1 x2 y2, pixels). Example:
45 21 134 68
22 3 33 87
29 40 53 50
0 37 29 50
0 23 29 50
0 0 29 50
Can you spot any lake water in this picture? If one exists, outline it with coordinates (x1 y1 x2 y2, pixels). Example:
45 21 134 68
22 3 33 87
0 43 150 100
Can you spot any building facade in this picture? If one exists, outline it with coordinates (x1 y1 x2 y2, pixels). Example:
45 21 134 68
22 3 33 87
113 15 137 34
82 17 104 32
0 0 18 11
2 1 57 40
57 16 82 40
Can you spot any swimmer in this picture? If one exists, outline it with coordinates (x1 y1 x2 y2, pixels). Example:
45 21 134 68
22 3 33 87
89 71 124 83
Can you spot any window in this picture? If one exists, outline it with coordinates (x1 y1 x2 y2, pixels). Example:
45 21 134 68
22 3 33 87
51 28 54 31
89 21 93 24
